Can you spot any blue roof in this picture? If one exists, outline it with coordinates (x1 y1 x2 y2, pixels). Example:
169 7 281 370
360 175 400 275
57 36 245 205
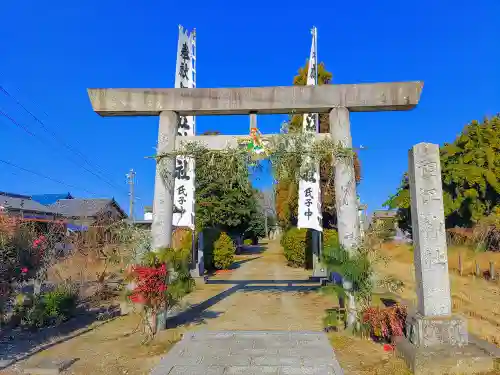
67 223 89 231
31 193 73 205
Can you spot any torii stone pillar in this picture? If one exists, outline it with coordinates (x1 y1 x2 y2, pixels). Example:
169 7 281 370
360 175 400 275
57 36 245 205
87 83 423 269
151 111 178 250
330 107 360 251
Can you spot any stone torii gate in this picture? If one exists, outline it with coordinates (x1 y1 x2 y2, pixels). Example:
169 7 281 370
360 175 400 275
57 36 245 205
87 82 423 275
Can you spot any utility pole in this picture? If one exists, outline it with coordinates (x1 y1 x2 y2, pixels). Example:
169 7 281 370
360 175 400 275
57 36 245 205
126 169 136 221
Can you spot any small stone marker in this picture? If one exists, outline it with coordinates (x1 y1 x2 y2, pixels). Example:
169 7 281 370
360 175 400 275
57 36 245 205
395 143 495 375
23 358 77 375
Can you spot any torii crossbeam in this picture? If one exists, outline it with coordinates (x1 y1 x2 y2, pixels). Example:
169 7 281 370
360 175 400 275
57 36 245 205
88 82 422 116
87 81 423 276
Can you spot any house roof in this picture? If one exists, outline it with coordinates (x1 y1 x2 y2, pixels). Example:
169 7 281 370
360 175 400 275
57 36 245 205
372 210 397 219
31 193 73 205
49 198 127 218
0 193 60 214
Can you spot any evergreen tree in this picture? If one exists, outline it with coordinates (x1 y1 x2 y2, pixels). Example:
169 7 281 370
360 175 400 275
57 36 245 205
195 130 264 238
385 115 500 234
276 61 362 229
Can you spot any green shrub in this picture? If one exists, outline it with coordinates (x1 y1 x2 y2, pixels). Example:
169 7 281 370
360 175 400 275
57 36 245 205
21 296 46 329
243 239 252 245
281 227 308 267
322 242 374 301
179 230 194 255
166 247 195 305
202 228 222 270
140 247 194 308
43 284 78 322
213 232 235 270
323 229 339 251
18 283 78 329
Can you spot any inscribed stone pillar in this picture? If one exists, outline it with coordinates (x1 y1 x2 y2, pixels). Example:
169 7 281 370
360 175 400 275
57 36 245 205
329 107 361 252
152 111 178 251
408 143 452 317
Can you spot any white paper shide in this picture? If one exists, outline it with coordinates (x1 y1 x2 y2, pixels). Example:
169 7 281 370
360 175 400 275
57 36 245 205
297 27 323 232
173 26 196 230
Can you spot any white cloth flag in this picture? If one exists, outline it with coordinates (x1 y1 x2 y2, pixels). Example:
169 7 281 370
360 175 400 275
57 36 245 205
173 26 196 230
297 27 323 232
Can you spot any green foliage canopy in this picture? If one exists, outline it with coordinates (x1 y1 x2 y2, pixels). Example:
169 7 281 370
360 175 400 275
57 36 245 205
385 115 500 233
194 131 262 236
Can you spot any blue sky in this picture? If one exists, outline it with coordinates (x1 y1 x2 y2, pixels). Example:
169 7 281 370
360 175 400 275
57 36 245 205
1 1 499 218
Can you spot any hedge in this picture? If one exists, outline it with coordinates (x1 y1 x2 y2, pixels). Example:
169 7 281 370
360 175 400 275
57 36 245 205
281 227 308 268
323 229 339 251
282 227 339 268
201 227 222 271
213 232 235 270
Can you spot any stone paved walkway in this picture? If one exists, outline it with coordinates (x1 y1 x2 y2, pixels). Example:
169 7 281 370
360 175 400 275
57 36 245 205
151 241 344 374
151 330 344 374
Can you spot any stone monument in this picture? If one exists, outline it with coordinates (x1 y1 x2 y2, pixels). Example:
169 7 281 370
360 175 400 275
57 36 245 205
395 143 495 375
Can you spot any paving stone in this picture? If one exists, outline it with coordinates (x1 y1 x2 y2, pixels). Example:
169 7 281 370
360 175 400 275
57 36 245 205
252 355 301 366
201 355 251 367
0 359 14 369
286 347 333 357
280 365 338 374
166 365 226 374
235 348 279 356
224 365 280 374
150 330 344 374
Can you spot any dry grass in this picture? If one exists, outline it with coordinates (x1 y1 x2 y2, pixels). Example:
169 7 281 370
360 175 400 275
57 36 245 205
383 241 500 276
0 314 184 375
329 332 412 375
377 241 500 346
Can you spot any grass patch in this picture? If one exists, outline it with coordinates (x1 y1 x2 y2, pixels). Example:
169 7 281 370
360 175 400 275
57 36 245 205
327 332 412 375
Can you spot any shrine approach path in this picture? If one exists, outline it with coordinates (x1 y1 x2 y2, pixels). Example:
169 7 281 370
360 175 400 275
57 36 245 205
151 239 345 374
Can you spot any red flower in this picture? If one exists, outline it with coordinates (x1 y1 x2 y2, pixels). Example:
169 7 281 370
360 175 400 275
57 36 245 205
128 263 169 309
129 294 145 303
21 267 28 274
383 344 394 352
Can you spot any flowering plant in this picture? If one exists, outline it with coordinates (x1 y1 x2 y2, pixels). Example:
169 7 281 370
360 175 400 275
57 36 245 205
128 264 168 311
361 304 407 342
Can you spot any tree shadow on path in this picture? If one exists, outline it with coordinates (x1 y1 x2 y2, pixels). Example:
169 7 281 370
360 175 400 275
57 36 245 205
166 279 320 329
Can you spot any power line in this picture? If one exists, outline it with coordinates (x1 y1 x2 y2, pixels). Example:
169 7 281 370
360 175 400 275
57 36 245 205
0 85 134 198
0 108 38 138
0 106 130 198
0 158 96 195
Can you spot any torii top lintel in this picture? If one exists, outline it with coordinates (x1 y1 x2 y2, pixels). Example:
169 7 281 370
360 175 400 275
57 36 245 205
87 81 423 117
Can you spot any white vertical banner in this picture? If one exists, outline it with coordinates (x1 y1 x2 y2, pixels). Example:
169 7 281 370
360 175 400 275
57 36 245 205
173 25 196 230
297 27 323 232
